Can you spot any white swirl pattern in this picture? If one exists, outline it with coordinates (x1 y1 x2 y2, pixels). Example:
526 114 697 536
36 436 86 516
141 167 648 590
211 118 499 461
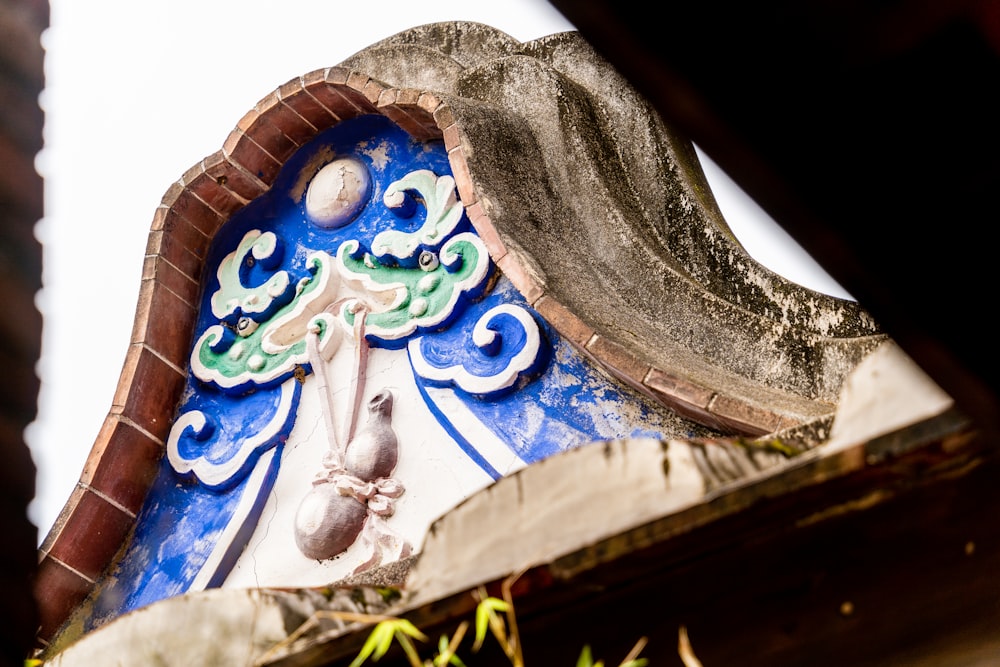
408 304 542 395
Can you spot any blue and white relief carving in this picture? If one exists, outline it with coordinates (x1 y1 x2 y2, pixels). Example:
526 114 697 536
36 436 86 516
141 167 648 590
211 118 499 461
89 115 682 624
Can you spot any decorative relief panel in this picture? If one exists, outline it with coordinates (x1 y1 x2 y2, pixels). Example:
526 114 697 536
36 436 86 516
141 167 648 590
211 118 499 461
86 114 704 628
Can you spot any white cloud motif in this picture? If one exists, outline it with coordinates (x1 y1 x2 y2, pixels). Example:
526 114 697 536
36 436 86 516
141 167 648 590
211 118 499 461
166 378 298 490
408 304 542 396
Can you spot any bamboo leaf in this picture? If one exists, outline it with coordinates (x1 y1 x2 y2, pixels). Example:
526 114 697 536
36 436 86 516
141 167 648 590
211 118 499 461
349 623 389 667
434 634 468 667
395 634 424 667
576 645 597 667
371 622 397 660
349 620 423 667
473 596 509 651
393 619 430 643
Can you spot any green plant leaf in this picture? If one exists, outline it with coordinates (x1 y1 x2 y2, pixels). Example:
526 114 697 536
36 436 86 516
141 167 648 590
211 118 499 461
576 644 601 667
350 619 428 667
350 623 393 667
434 634 468 667
395 634 424 667
473 596 510 651
392 619 430 643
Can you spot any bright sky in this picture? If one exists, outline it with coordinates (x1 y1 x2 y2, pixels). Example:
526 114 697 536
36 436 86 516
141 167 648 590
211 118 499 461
27 0 849 540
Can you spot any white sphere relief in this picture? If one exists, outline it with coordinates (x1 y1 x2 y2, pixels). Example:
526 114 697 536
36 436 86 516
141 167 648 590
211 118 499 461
305 157 371 228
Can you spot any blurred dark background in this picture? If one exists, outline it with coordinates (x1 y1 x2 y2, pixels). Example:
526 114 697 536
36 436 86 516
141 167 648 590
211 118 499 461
0 0 46 663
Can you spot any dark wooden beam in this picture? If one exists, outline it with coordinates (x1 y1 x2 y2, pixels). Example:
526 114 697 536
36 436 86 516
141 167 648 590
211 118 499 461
267 412 1000 666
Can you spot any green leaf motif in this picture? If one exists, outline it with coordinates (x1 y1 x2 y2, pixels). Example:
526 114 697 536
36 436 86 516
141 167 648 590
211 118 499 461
209 229 291 320
373 170 465 261
193 251 339 391
337 233 489 343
